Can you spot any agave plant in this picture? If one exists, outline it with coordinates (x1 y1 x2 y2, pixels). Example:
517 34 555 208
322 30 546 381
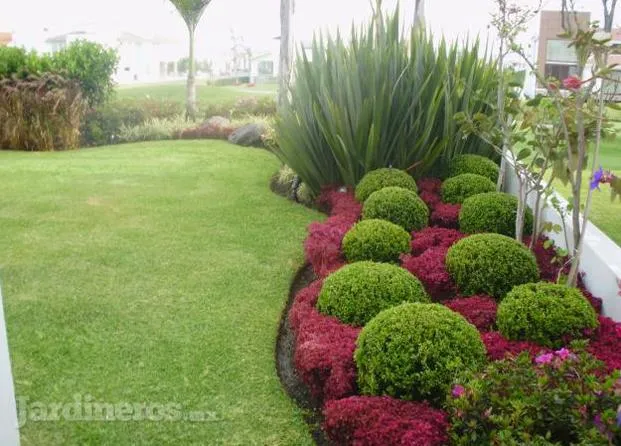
274 10 499 193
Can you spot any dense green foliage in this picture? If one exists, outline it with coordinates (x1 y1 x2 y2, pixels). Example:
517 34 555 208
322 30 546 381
342 219 411 263
317 262 429 326
274 10 498 193
497 283 599 348
459 192 533 237
362 187 429 232
441 174 496 204
448 350 621 445
446 234 539 299
0 141 319 444
449 154 500 183
355 303 486 402
355 168 418 202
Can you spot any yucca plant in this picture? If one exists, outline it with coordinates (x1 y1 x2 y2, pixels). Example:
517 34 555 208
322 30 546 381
274 9 499 193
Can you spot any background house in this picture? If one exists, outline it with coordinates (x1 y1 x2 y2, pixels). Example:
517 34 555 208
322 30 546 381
0 32 11 46
45 29 184 84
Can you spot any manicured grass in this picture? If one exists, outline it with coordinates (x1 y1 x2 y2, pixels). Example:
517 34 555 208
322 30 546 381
552 137 621 246
115 81 276 105
0 141 322 445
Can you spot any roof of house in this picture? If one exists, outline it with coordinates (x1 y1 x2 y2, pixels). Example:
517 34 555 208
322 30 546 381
45 31 88 44
0 32 13 45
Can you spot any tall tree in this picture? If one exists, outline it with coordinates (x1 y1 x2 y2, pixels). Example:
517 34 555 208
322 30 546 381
169 0 213 120
278 0 294 107
414 0 425 27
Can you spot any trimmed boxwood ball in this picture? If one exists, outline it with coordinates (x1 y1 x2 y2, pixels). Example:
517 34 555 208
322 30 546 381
497 282 599 348
317 261 429 326
355 168 418 202
449 154 500 183
362 187 429 232
446 234 539 299
441 174 496 204
355 303 487 401
342 219 411 263
460 192 534 237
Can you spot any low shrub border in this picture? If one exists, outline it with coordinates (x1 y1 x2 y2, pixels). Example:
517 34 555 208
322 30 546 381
276 178 621 445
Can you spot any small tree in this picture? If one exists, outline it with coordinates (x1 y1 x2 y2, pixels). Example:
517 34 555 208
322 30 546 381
169 0 214 120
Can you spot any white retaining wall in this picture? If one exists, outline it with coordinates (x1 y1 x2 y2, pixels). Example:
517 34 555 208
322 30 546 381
505 167 621 322
0 285 19 445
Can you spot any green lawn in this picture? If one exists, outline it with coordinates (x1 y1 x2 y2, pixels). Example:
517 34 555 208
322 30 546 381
552 137 621 246
115 81 276 105
0 141 321 445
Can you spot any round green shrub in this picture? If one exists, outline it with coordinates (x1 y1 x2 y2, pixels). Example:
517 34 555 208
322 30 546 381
362 187 429 232
317 262 429 326
342 219 411 263
497 282 599 348
355 303 487 401
355 168 418 202
441 174 496 204
449 154 500 183
459 192 534 237
446 234 539 299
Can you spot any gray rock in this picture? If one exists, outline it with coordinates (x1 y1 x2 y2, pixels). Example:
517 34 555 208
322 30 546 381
228 123 266 147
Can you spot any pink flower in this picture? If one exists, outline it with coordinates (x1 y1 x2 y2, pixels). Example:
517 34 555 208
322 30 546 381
555 348 572 361
452 385 465 398
562 76 582 90
535 352 554 365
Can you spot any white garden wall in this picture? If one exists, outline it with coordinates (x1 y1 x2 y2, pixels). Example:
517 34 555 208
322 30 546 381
0 285 20 445
504 167 621 322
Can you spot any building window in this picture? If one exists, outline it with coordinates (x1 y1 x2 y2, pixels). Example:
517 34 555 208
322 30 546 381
544 63 578 81
546 39 578 63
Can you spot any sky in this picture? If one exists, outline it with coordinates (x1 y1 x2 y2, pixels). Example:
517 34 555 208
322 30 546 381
0 0 616 60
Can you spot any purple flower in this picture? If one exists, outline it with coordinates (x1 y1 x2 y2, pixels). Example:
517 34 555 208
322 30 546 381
555 348 571 360
591 167 604 191
535 352 554 365
617 407 621 427
452 385 465 398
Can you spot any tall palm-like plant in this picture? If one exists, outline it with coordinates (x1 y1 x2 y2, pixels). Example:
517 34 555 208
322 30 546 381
169 0 213 120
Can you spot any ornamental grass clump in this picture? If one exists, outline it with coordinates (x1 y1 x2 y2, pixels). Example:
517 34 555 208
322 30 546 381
459 192 533 237
441 174 496 204
448 154 500 183
355 168 418 203
362 186 429 232
317 261 429 326
445 233 539 299
355 303 486 402
497 282 599 348
342 219 411 263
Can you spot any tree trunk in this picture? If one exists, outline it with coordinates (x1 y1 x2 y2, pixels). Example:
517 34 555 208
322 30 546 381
186 26 198 121
279 0 294 108
515 177 526 243
414 0 425 27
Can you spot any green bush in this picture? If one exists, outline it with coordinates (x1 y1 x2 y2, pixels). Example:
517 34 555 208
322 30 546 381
497 283 599 348
118 116 188 143
273 10 499 193
355 303 486 401
355 168 418 202
448 349 621 445
449 154 500 183
342 219 411 263
459 192 533 237
317 262 429 326
362 187 429 232
446 234 539 299
441 174 496 204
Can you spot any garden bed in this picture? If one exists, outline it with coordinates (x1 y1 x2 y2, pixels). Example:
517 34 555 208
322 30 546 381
280 174 621 445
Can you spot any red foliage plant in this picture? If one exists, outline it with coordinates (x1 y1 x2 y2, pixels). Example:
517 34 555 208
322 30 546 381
431 203 461 228
481 331 550 361
445 295 498 331
419 190 441 210
417 177 442 194
401 247 456 300
410 227 465 256
289 280 360 402
323 396 449 446
587 316 621 372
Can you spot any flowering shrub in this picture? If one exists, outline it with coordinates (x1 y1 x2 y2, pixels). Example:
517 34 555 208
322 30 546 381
401 247 456 300
445 295 498 331
448 348 621 445
323 396 449 446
